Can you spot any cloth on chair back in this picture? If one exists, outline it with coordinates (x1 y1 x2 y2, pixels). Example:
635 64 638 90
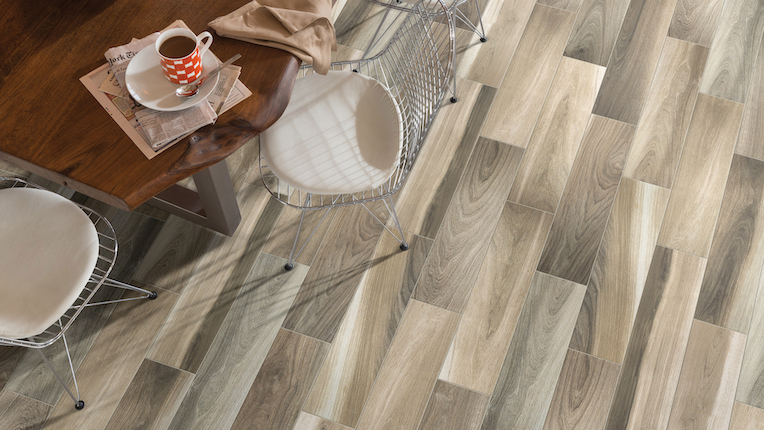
209 0 336 74
0 188 99 340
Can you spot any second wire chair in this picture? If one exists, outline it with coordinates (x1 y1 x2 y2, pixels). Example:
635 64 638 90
258 0 454 270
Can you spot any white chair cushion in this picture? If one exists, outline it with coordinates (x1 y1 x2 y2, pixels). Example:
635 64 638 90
260 70 403 195
0 188 99 340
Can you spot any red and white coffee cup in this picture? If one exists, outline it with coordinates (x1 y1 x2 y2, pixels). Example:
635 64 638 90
155 28 213 85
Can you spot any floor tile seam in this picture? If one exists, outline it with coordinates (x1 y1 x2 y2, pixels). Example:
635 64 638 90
532 111 626 287
93 284 185 430
1 387 55 408
287 329 332 430
476 0 534 91
498 16 573 151
131 284 185 374
443 190 511 312
417 137 524 311
409 299 462 430
414 83 498 242
536 347 623 429
607 243 714 428
321 297 417 429
664 315 721 428
701 2 764 106
295 226 434 427
731 271 764 407
566 346 623 367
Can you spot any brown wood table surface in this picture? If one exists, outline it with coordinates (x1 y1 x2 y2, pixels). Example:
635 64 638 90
0 0 304 234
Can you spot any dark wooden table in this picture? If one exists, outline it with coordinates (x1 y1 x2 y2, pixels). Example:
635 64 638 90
0 0 303 235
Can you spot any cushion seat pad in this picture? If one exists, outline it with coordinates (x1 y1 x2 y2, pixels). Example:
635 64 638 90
0 188 99 340
260 70 403 195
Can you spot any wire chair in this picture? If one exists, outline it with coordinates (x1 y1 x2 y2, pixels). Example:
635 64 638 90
0 177 157 410
362 0 487 103
259 0 454 270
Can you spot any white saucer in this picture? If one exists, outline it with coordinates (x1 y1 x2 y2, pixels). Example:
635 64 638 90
125 46 219 111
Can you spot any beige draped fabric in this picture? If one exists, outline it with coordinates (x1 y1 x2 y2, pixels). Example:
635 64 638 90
209 0 336 74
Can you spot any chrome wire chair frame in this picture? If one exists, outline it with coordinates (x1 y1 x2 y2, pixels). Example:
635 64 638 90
0 177 157 410
259 0 454 270
362 0 486 102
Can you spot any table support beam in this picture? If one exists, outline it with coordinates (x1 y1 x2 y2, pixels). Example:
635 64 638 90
149 161 241 236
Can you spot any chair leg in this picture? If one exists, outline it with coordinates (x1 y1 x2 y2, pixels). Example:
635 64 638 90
286 207 333 271
453 0 487 42
383 196 409 251
83 277 158 307
360 196 409 250
35 332 84 410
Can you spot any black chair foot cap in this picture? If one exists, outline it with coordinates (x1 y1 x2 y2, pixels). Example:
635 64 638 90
480 37 487 42
75 400 85 410
285 263 294 271
400 243 409 251
148 291 158 300
450 96 457 103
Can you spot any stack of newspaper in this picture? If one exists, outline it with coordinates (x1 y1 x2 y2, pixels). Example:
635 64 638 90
80 20 251 159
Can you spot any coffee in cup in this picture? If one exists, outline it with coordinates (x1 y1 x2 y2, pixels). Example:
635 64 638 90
155 28 213 85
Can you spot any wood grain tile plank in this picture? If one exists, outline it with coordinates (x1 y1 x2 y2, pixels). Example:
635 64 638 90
622 37 708 188
695 155 764 333
0 346 25 391
508 57 604 213
666 320 746 429
538 0 582 13
480 272 587 430
542 349 620 430
281 202 388 343
456 0 536 87
130 216 216 293
418 380 490 430
657 94 743 257
104 359 194 430
147 184 282 373
263 206 336 266
303 233 432 427
563 0 632 66
569 178 670 364
168 253 309 430
592 0 679 124
537 115 634 286
736 274 764 408
729 402 764 430
0 389 50 430
395 82 496 239
413 139 524 312
294 412 353 430
229 329 330 430
482 4 576 147
42 287 178 430
698 0 764 103
735 29 764 162
355 300 460 430
668 0 725 46
439 202 553 394
605 246 706 430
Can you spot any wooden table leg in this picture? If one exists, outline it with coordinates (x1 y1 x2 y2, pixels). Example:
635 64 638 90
149 160 242 236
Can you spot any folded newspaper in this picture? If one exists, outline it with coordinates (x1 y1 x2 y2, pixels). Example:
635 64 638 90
81 20 251 158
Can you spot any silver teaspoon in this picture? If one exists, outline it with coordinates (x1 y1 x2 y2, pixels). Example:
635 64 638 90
175 54 242 98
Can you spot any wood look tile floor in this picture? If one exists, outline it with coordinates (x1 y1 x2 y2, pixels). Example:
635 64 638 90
3 0 764 427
